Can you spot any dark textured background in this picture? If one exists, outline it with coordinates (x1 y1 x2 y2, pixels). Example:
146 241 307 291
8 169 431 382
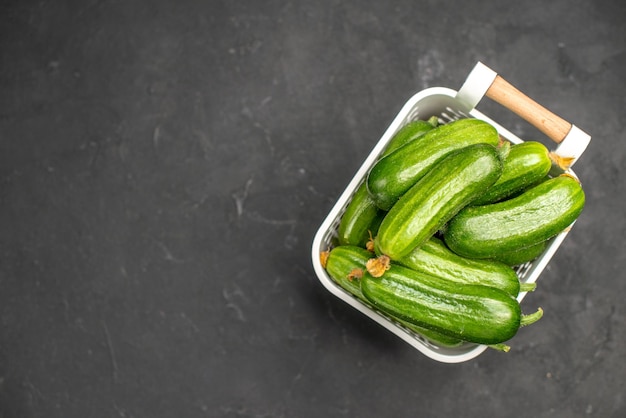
1 1 625 417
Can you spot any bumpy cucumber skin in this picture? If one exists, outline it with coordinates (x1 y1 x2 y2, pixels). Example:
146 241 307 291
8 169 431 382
382 120 435 157
396 237 521 296
324 246 373 298
376 143 503 260
444 175 585 259
472 141 552 206
367 118 500 211
361 264 522 345
337 183 385 247
324 246 463 347
336 122 436 247
491 240 548 266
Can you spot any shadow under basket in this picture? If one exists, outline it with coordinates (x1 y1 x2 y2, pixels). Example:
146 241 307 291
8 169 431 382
311 62 591 363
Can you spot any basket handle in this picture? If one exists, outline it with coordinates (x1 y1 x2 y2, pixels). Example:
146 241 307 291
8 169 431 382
456 62 590 165
486 76 570 144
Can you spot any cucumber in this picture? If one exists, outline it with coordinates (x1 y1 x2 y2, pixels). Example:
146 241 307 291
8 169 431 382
337 183 385 248
360 263 543 345
395 237 526 296
444 175 585 259
324 245 373 298
336 120 438 247
323 245 463 347
367 118 500 210
491 240 548 266
375 143 503 260
382 117 438 156
472 141 553 205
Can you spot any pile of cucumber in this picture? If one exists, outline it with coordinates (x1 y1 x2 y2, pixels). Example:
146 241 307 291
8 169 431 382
321 117 585 350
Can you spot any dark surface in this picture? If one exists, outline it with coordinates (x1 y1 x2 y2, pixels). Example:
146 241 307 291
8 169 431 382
1 1 625 417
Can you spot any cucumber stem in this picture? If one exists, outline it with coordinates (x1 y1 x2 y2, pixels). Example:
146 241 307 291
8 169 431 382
366 230 376 252
347 268 363 281
488 343 511 352
365 255 391 278
519 282 537 293
320 250 330 269
427 115 440 127
549 152 575 171
520 307 544 327
496 139 511 160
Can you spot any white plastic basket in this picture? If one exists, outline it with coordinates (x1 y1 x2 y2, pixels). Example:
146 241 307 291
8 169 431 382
311 62 591 363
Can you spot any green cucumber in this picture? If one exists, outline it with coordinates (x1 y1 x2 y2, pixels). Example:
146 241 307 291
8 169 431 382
472 141 553 206
382 117 438 156
367 118 500 210
375 143 503 260
491 240 548 266
337 183 385 248
444 175 585 259
336 119 438 248
323 245 463 347
361 263 543 345
395 237 528 296
323 245 373 298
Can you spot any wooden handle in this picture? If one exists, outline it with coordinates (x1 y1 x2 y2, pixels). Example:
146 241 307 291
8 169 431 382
486 75 572 144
